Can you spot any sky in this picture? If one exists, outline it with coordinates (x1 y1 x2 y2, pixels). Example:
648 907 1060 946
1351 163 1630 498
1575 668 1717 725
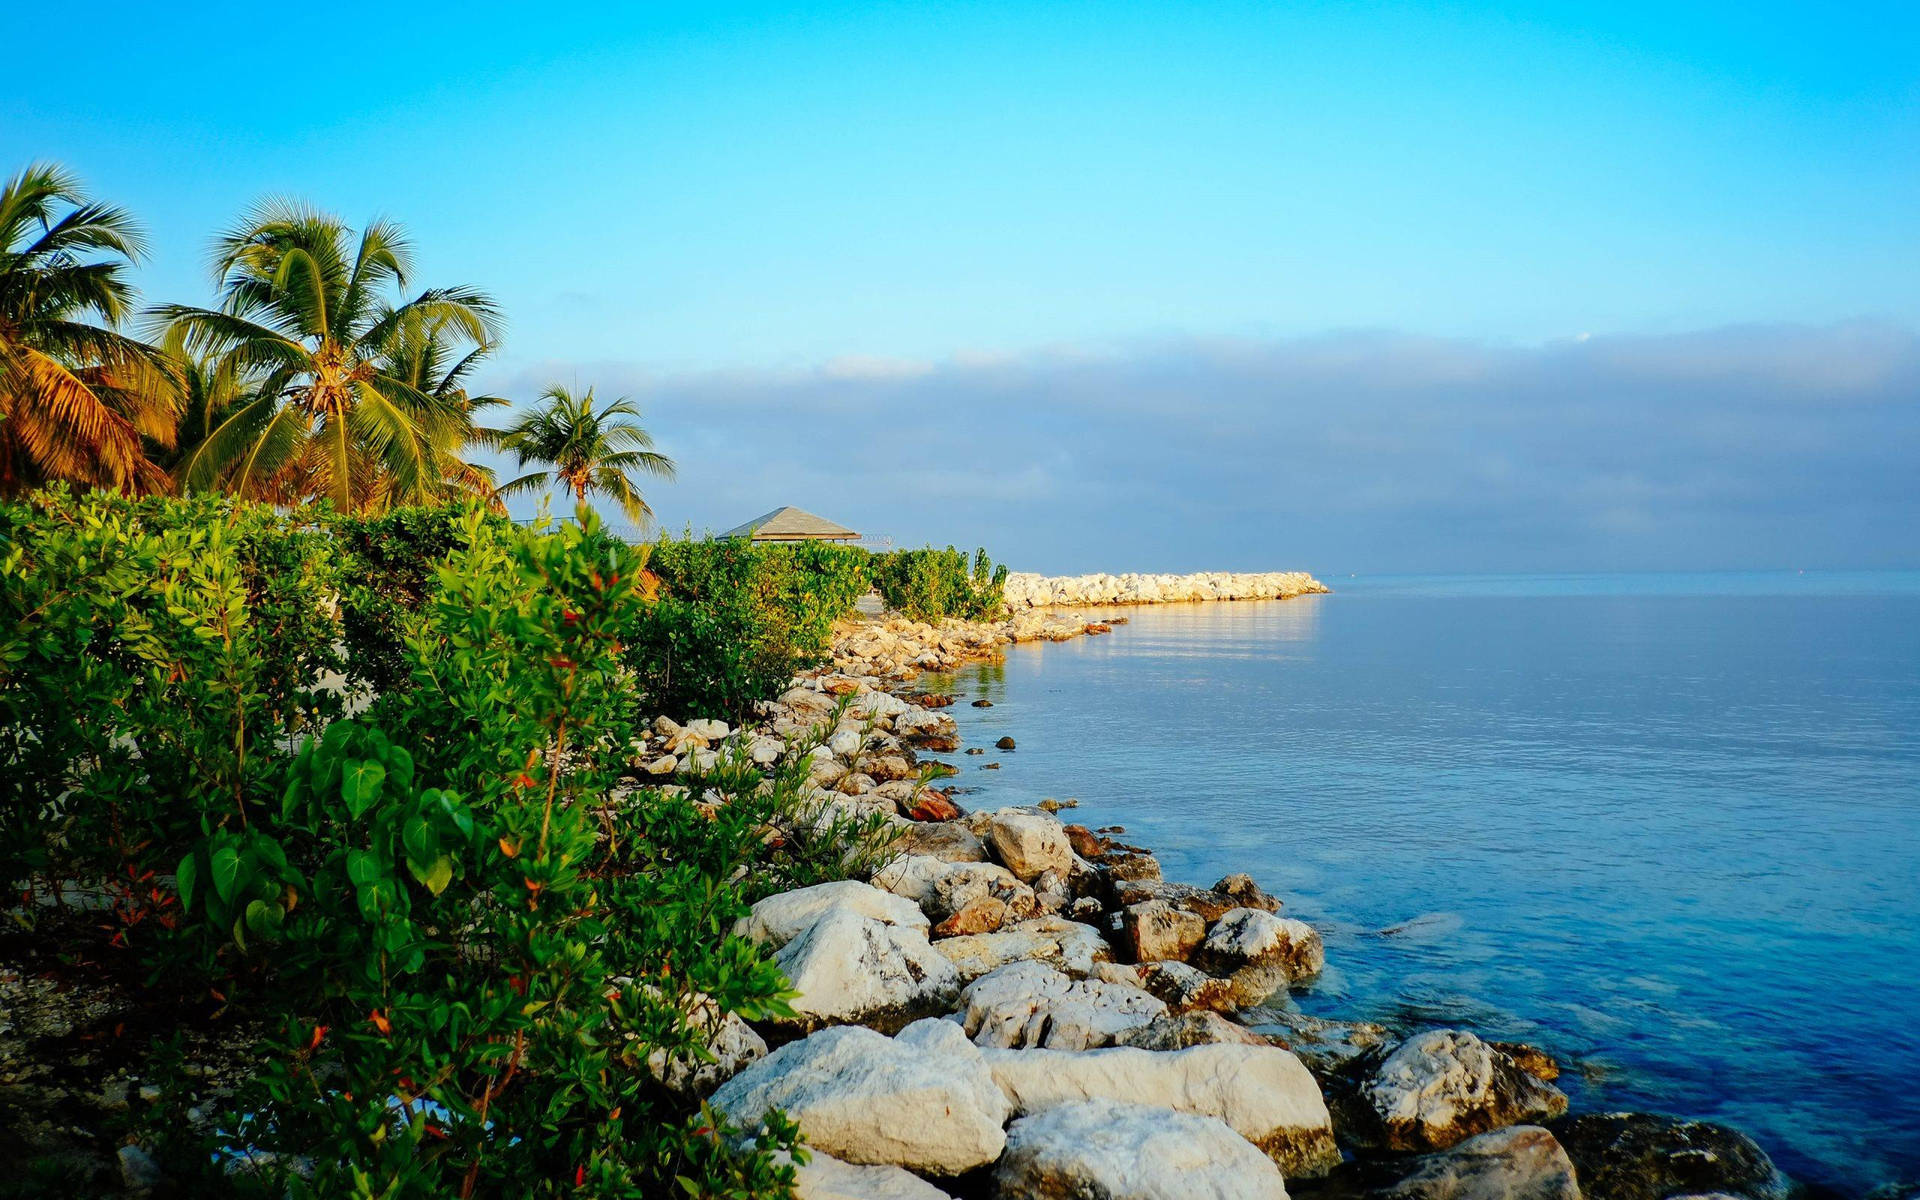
6 1 1917 572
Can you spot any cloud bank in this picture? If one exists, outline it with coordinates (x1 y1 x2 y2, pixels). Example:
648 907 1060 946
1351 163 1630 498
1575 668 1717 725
490 323 1920 575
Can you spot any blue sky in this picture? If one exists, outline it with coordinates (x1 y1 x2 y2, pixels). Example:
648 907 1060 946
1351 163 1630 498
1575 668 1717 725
6 1 1918 571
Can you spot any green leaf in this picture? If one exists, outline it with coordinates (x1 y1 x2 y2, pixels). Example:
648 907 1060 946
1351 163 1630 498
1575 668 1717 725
346 848 381 888
210 845 242 905
341 760 387 817
175 853 197 910
401 816 438 876
420 855 453 896
244 898 282 937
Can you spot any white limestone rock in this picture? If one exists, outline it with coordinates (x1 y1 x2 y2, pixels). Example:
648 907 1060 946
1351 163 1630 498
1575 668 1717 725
983 1041 1340 1177
993 1099 1288 1200
1361 1030 1570 1152
986 808 1073 880
774 908 960 1034
793 1149 953 1200
1192 908 1325 1005
643 1000 768 1097
735 880 929 950
712 1019 1010 1176
931 916 1112 982
958 960 1166 1050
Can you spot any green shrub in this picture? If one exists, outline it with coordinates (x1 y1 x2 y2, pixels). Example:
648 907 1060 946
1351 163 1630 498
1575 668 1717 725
329 506 508 698
0 497 908 1198
870 546 1007 621
173 511 808 1198
0 488 343 910
629 538 868 721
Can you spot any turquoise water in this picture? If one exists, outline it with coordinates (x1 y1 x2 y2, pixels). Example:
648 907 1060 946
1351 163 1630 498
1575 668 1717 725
930 573 1920 1193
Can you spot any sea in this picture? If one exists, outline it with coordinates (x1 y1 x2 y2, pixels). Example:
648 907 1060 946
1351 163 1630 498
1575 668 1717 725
927 572 1920 1193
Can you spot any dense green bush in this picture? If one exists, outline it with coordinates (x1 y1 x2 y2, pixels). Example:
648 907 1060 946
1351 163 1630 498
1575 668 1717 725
330 505 508 697
870 545 1008 621
0 488 344 909
630 537 869 720
0 494 911 1198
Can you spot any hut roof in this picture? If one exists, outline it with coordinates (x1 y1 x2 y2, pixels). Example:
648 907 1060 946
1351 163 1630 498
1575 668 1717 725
719 506 860 542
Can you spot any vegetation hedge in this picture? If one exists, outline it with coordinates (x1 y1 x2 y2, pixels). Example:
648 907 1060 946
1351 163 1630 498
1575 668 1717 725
631 537 870 721
0 492 914 1198
870 545 1008 622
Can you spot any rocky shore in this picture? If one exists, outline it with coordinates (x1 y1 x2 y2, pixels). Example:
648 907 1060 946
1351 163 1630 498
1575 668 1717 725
1004 570 1330 609
1 595 1810 1199
642 604 1801 1200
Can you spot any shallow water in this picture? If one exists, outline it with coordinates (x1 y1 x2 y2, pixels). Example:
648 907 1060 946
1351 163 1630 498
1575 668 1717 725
928 572 1920 1193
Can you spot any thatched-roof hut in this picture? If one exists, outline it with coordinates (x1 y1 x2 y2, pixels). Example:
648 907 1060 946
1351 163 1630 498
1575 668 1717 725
719 506 860 543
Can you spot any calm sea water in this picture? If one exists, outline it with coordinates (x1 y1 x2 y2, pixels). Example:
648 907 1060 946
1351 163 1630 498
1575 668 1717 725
928 573 1920 1194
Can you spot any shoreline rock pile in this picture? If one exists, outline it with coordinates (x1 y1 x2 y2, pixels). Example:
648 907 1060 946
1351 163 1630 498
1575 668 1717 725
1004 570 1330 609
649 606 1798 1200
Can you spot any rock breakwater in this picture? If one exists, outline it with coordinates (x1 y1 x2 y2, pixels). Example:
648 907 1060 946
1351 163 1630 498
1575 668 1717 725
1004 570 1329 609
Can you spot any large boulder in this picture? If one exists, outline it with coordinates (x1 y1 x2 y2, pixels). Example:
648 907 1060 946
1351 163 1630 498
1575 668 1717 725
994 1099 1288 1200
983 1041 1340 1177
932 916 1112 982
1360 1030 1569 1152
712 1020 1010 1176
1113 878 1261 924
874 857 1034 923
987 808 1074 881
774 908 960 1033
959 960 1167 1050
793 1150 953 1200
1118 901 1208 963
1547 1112 1789 1200
1368 1125 1580 1200
736 881 929 949
1192 909 1325 1005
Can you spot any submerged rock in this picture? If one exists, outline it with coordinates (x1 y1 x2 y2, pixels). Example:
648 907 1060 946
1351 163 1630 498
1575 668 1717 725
1359 1030 1569 1152
1547 1112 1789 1200
712 1020 1009 1176
994 1099 1287 1200
983 1041 1341 1177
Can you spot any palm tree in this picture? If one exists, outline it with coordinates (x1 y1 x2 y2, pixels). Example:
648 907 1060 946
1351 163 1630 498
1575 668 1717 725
498 385 675 525
154 200 499 513
375 315 510 510
0 162 176 495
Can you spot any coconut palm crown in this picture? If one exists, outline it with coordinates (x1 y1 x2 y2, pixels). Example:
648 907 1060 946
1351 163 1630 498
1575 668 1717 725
154 200 499 513
497 385 675 525
0 162 176 495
